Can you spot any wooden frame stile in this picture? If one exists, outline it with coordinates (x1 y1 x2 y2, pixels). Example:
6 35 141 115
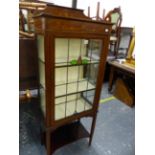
89 35 111 145
93 36 111 112
44 32 57 155
43 33 52 155
44 33 52 128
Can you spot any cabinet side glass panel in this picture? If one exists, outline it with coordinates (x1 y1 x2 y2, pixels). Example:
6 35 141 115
37 35 46 116
54 38 102 120
38 35 45 62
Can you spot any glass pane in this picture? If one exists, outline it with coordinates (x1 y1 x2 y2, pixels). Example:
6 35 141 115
37 35 46 116
55 93 92 120
38 35 45 62
54 38 102 121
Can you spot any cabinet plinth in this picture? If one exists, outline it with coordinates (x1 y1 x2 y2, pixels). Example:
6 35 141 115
42 121 90 154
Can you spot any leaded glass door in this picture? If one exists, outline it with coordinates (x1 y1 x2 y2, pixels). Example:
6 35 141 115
54 38 102 120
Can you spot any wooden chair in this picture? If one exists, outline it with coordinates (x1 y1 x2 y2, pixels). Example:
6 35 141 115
19 1 47 38
104 7 122 58
88 2 105 21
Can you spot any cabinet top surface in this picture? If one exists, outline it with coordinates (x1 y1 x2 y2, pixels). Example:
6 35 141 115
34 3 112 26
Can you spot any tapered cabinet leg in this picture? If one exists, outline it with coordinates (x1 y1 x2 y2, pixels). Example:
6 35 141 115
114 42 119 58
46 130 52 155
89 116 97 146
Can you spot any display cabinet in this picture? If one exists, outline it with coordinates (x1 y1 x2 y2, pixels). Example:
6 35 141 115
34 3 112 155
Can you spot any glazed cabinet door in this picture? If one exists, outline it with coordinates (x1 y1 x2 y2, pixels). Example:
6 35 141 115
54 38 103 121
37 35 105 122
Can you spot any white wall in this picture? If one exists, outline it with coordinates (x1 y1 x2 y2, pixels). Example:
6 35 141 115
77 0 135 27
40 0 72 7
41 0 135 27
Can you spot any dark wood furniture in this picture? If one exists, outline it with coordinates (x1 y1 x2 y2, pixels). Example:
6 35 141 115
108 60 135 90
107 27 135 106
19 37 39 91
19 37 39 102
105 27 134 82
108 60 135 106
19 1 47 37
33 3 112 155
104 7 122 58
19 1 47 102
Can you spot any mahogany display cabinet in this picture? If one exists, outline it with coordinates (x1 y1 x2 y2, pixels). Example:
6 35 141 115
33 4 112 155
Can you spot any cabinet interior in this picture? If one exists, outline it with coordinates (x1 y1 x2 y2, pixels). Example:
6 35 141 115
38 36 102 120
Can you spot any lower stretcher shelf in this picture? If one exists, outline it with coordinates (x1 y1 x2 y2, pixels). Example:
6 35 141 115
42 121 90 154
55 79 95 97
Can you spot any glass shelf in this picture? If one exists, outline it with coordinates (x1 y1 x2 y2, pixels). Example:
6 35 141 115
40 79 96 99
55 57 99 68
55 78 93 86
39 57 99 68
55 79 95 98
55 97 92 120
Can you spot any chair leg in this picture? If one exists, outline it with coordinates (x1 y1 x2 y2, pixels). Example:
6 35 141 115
109 42 117 57
109 43 114 54
108 66 115 92
114 36 121 58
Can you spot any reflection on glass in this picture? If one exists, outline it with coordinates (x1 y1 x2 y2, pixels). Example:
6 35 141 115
37 35 46 116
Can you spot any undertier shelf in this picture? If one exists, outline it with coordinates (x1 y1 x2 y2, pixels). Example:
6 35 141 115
55 80 95 98
55 97 92 120
42 121 90 154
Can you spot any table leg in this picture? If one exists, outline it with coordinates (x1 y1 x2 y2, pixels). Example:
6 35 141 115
108 66 115 92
